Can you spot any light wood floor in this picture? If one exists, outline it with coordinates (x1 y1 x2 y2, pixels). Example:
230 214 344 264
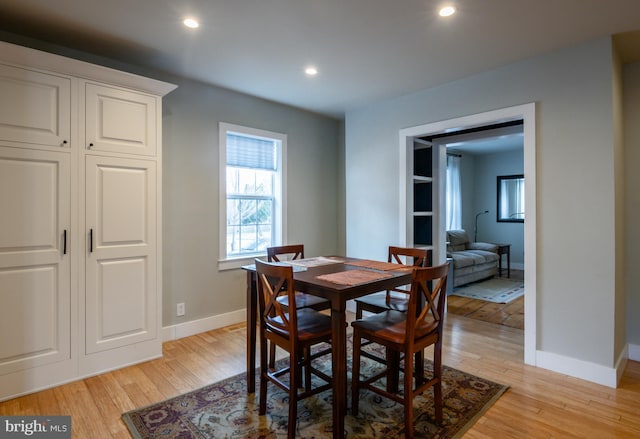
1 314 639 438
447 270 525 330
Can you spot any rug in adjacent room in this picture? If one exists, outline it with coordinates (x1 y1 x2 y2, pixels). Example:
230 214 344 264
122 354 508 438
451 277 524 303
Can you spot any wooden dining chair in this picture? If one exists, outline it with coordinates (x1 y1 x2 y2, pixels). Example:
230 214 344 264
255 259 333 438
354 246 430 319
267 244 331 311
351 262 450 439
266 245 331 369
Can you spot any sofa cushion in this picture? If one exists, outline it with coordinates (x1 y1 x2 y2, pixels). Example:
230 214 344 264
468 242 498 252
446 229 470 252
450 249 499 269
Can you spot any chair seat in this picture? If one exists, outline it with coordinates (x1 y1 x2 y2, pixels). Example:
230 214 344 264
276 292 329 310
354 292 409 313
351 310 438 344
267 308 332 342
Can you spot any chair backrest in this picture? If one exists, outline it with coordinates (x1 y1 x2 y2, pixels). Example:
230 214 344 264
404 262 450 343
267 244 304 262
386 246 430 297
388 246 430 267
255 259 297 336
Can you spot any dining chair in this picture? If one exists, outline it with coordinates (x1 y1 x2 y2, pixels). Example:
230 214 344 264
351 262 449 439
267 244 331 311
267 244 331 369
255 259 333 438
354 246 430 319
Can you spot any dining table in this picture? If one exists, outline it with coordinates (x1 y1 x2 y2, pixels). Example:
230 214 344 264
242 256 414 439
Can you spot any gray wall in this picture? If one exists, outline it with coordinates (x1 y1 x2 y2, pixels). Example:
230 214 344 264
471 150 525 266
625 61 640 349
345 37 621 368
161 78 342 325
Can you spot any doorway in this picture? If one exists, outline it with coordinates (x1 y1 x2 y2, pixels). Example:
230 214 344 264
398 103 536 365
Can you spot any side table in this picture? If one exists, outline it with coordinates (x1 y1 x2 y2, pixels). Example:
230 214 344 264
494 243 511 278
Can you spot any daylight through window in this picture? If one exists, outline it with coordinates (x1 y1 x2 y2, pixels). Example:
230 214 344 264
220 123 285 264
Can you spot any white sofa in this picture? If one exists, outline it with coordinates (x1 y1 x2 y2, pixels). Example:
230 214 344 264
446 229 499 287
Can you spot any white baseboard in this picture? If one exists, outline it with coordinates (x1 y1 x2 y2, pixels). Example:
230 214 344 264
536 347 627 388
162 309 246 342
629 343 640 361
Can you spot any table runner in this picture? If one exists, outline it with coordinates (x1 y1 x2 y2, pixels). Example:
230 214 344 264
346 259 413 271
316 269 393 286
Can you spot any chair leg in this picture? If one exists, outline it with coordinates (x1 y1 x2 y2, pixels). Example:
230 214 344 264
288 351 299 439
433 340 443 424
386 347 400 393
403 349 414 439
355 303 363 319
259 336 268 416
351 331 362 416
415 350 425 386
269 343 276 369
304 346 312 391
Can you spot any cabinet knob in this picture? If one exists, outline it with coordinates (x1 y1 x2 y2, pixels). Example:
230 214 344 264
88 143 94 149
62 140 68 146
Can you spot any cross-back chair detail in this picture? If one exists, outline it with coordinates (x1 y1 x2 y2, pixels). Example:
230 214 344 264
351 262 450 439
355 246 430 319
266 245 331 370
255 259 333 439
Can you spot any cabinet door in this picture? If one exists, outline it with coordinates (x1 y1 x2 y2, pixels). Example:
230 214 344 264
85 155 157 354
0 146 71 374
85 83 157 156
0 64 71 148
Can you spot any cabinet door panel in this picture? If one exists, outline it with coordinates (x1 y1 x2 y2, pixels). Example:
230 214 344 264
0 147 71 375
85 156 156 354
85 83 156 156
0 64 71 148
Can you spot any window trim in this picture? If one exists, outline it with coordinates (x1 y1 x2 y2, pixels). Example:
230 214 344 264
218 122 287 270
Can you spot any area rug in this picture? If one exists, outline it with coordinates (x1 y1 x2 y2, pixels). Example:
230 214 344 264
122 343 508 438
451 277 524 303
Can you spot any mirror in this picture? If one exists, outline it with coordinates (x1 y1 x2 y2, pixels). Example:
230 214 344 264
497 175 524 222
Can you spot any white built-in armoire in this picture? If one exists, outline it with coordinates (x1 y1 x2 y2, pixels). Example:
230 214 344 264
0 41 176 401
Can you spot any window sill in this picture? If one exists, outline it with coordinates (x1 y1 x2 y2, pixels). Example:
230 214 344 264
218 253 266 271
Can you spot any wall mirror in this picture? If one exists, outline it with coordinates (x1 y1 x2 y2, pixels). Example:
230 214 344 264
497 174 524 222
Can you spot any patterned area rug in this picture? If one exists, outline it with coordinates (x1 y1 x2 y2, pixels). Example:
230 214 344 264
122 342 508 438
451 277 524 303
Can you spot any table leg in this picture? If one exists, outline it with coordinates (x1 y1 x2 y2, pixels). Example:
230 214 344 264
330 299 347 439
246 271 257 394
507 248 511 278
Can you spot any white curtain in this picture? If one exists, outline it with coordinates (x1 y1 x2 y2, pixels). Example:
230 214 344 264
446 155 462 230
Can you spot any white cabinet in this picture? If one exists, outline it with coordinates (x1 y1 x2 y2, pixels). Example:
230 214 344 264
0 64 71 148
84 83 157 156
0 147 71 376
0 41 176 401
84 155 157 354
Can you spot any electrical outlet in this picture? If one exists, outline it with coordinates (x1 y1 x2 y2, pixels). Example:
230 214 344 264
176 302 185 316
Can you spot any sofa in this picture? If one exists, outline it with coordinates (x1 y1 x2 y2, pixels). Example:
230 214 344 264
446 229 499 287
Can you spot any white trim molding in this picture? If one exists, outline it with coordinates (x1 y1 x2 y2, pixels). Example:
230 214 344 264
398 103 537 365
162 309 245 341
536 347 628 388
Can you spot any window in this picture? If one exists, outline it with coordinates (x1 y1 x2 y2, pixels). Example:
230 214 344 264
219 123 286 269
445 154 462 230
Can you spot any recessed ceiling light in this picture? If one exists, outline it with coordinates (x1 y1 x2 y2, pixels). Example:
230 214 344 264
439 6 456 17
183 18 199 29
305 66 318 77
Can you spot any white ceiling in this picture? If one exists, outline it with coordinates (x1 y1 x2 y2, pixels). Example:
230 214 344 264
1 0 640 119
